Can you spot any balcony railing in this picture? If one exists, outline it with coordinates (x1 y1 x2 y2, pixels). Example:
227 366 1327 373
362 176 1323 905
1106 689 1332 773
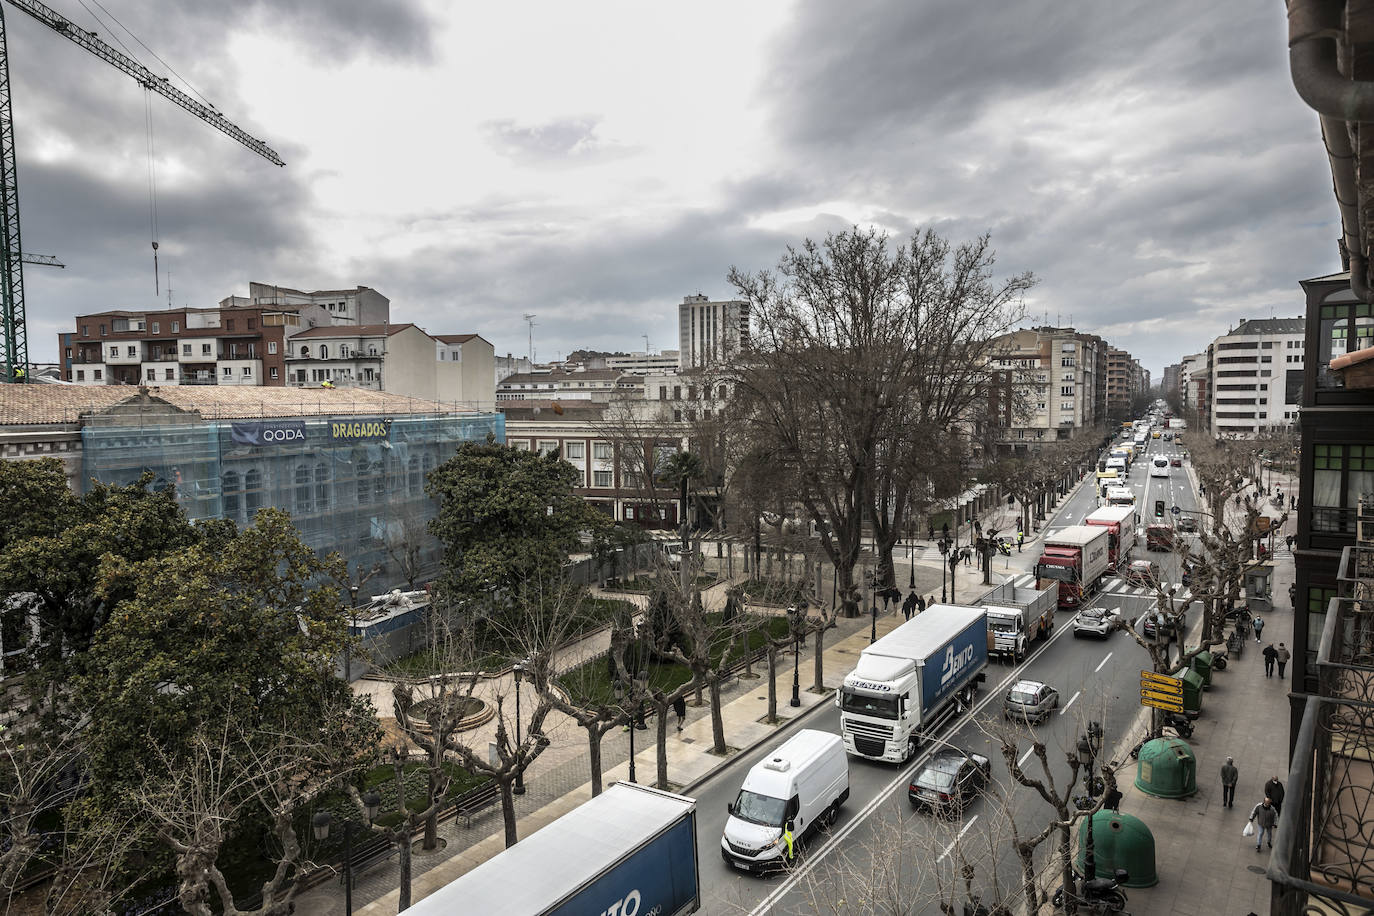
1269 547 1374 914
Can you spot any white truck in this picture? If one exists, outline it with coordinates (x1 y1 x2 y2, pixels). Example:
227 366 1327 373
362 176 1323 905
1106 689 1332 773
1085 503 1138 570
838 604 989 763
1168 418 1186 430
982 580 1058 662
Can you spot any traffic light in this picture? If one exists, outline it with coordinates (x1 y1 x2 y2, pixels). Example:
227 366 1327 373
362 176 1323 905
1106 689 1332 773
1154 499 1165 518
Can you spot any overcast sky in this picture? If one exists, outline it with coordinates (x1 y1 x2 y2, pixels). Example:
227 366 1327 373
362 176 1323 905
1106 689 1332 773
12 0 1333 378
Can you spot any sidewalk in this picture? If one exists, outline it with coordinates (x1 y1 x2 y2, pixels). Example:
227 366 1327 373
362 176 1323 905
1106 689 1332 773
291 475 1095 916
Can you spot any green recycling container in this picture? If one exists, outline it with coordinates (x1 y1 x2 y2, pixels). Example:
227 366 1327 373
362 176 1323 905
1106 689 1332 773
1189 649 1213 688
1075 810 1159 887
1134 736 1197 798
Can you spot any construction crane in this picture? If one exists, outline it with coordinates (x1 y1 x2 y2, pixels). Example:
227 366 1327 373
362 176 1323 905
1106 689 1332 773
0 0 283 382
21 252 60 268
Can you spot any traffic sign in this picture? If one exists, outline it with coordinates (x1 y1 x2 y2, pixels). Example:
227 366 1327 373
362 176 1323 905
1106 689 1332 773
1141 694 1185 713
1171 505 1180 516
1140 670 1184 693
1141 687 1185 705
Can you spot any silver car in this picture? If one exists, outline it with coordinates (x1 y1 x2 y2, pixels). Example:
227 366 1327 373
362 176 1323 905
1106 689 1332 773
1003 679 1060 724
1073 606 1119 639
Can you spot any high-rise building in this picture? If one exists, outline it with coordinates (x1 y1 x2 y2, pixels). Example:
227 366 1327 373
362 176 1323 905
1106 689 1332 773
987 327 1105 452
1204 317 1305 436
677 294 750 369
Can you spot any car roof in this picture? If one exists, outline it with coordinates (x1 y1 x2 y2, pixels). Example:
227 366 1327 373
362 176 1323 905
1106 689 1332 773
1011 678 1046 690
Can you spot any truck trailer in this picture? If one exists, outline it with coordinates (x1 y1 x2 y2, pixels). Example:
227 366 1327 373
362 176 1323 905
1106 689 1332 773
838 604 988 763
1036 525 1111 610
404 782 699 916
982 579 1058 662
1085 504 1139 570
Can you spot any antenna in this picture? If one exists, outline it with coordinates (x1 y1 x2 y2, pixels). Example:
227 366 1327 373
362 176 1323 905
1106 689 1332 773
643 334 651 354
523 313 536 363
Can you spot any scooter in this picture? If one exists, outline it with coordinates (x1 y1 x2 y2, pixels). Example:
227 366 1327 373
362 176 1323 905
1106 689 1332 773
1162 710 1194 739
1052 866 1129 912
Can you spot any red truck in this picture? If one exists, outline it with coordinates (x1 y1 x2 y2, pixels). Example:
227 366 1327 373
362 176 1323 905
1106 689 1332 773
1085 504 1138 570
1036 525 1111 610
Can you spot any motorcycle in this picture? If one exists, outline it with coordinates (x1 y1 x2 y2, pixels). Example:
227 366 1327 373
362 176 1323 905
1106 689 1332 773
1052 866 1129 913
1162 710 1194 739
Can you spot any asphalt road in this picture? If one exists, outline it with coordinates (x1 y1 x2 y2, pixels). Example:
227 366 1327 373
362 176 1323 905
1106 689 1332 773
689 432 1204 915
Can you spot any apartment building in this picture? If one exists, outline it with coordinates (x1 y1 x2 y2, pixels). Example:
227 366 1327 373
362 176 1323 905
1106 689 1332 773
1206 317 1304 436
283 325 495 408
496 368 630 403
987 327 1106 452
1106 346 1147 416
678 294 750 369
220 282 391 327
1178 352 1207 421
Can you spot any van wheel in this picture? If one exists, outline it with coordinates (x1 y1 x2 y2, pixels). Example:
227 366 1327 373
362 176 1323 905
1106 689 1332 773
822 802 839 828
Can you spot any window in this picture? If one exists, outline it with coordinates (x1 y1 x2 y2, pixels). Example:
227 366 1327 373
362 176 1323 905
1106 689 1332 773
1313 444 1374 533
202 344 212 356
182 343 191 356
127 346 136 358
593 470 613 487
1061 386 1075 396
320 345 328 359
81 325 89 337
373 458 387 503
408 456 422 496
164 368 174 380
269 367 278 379
673 386 682 400
245 469 263 515
146 369 155 381
226 319 235 330
93 369 102 380
222 367 232 377
299 345 310 358
268 341 278 354
222 471 242 522
659 386 667 400
171 321 179 332
1062 357 1076 367
64 348 71 358
151 322 160 334
108 347 118 358
564 441 584 459
76 370 84 381
247 318 256 330
314 463 330 512
538 440 559 456
355 461 371 503
99 324 107 336
242 366 253 378
593 442 613 460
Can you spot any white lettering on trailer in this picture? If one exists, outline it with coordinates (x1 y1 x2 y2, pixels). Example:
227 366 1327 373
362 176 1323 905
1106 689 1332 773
940 643 975 688
602 889 641 916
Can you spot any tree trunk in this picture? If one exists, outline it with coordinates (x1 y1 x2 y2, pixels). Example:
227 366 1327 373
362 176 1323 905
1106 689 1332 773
499 777 518 848
588 726 604 797
709 677 726 755
398 827 414 910
655 702 671 789
875 531 898 588
766 645 778 723
812 625 825 693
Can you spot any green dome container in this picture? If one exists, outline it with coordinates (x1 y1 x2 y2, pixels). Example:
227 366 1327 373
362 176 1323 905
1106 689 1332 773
1075 810 1159 887
1134 736 1197 798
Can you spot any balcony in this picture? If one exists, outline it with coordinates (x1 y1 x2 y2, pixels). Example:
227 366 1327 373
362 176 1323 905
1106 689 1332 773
1269 543 1374 914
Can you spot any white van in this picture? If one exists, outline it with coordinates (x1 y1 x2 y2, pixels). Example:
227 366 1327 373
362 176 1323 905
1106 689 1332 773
721 729 849 873
1106 486 1136 506
1150 456 1170 478
1105 456 1127 476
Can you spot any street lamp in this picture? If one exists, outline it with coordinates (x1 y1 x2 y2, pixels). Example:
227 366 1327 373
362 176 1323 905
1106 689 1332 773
512 661 526 795
938 536 950 603
790 623 802 708
1077 736 1097 881
312 789 380 916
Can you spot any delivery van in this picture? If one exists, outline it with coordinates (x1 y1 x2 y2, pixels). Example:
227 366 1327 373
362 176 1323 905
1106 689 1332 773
722 729 849 872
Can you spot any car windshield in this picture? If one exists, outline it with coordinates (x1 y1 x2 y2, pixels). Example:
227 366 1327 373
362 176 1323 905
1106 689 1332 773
1009 687 1039 703
1081 609 1105 620
1038 565 1075 583
732 790 787 827
917 767 956 790
841 688 900 719
990 620 1017 633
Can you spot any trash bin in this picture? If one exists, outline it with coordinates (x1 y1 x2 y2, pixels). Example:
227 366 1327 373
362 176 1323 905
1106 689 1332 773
1188 649 1213 688
1075 811 1159 887
1179 668 1204 716
1134 737 1197 798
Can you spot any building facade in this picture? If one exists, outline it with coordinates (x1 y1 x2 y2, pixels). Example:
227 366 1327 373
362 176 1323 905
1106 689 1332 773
988 327 1106 451
678 294 750 369
496 368 630 403
1207 317 1305 436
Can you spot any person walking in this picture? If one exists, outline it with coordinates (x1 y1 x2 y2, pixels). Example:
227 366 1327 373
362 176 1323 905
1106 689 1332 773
1016 530 1025 553
1289 582 1298 610
672 694 687 733
1262 643 1278 678
902 591 917 621
1249 797 1278 850
1221 757 1239 808
918 594 928 614
1253 614 1266 643
1264 776 1286 818
1277 643 1291 679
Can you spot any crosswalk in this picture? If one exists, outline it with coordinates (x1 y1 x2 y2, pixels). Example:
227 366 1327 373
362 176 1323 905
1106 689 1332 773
1008 572 1192 603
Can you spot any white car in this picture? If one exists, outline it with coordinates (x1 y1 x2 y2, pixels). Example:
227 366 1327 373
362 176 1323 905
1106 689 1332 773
1073 606 1120 639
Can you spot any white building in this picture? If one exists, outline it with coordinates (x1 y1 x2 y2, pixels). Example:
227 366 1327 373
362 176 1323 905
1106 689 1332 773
678 294 750 369
496 368 629 403
1208 317 1305 436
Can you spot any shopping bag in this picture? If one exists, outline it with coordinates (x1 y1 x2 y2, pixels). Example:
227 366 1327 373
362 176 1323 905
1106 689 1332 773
1243 821 1255 837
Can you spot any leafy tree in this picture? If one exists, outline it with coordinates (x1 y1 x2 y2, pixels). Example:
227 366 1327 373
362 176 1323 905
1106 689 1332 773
427 437 607 619
76 508 380 915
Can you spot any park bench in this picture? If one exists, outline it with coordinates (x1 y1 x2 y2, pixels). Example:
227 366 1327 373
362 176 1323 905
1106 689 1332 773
454 780 501 828
342 835 395 885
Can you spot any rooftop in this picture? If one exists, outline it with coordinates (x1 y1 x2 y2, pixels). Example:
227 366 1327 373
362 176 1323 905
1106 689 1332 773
0 385 488 426
1226 317 1305 337
292 323 417 340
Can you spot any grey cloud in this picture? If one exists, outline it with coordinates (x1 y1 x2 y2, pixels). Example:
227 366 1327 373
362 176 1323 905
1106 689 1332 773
482 117 629 164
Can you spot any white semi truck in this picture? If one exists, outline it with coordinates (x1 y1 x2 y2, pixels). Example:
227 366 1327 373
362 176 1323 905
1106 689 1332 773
838 604 989 763
982 580 1058 662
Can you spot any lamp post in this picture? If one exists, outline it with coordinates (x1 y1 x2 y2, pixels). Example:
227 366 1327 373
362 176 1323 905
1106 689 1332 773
312 789 380 916
869 567 878 644
789 626 802 708
1077 737 1097 881
513 661 526 795
614 679 637 783
939 537 949 603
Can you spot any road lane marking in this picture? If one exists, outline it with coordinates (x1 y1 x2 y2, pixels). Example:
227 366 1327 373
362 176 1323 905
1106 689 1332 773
1059 691 1080 715
937 815 979 863
1095 652 1113 673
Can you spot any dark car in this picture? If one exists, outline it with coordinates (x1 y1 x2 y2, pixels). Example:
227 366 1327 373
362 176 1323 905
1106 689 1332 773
1170 456 1183 467
1125 560 1161 587
1177 515 1199 533
908 747 991 815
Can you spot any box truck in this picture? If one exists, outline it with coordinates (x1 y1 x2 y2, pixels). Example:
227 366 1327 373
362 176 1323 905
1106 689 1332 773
405 782 699 916
721 729 849 873
1085 504 1139 570
982 580 1058 662
1036 525 1111 610
837 604 988 763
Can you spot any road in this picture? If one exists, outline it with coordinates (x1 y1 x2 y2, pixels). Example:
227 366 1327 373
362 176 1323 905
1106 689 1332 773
690 431 1206 914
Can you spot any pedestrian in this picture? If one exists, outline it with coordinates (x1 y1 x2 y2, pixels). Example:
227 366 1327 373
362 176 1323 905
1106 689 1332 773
672 694 687 733
1221 756 1239 808
1285 534 1295 553
1102 785 1122 812
1253 614 1265 643
902 591 917 621
928 523 935 541
1264 776 1285 817
1263 643 1277 678
1289 582 1298 610
973 519 982 538
1277 643 1291 679
918 594 928 613
960 546 972 566
1017 530 1025 553
1248 796 1278 851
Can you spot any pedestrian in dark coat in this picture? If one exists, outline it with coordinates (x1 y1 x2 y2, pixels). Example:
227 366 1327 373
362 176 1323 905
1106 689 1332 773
1264 776 1285 817
917 594 928 613
1263 643 1278 678
1103 785 1123 812
1277 643 1291 679
672 695 687 733
1249 797 1278 850
1221 756 1239 808
902 592 917 621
